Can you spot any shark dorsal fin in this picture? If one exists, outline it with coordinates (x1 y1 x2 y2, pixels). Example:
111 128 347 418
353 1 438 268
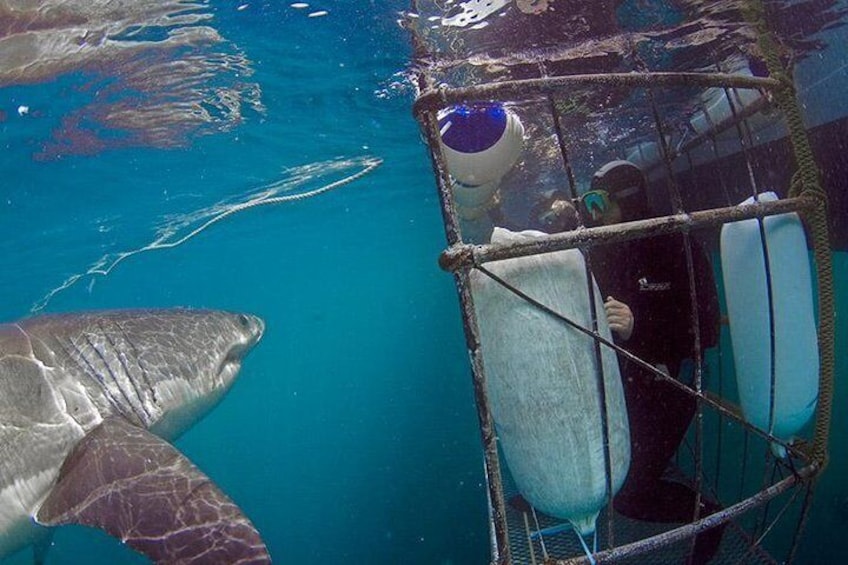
37 416 270 564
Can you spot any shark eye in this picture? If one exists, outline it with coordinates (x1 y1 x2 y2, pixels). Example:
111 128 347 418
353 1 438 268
236 314 251 329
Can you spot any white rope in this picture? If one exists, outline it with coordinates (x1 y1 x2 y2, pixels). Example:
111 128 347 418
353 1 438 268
32 156 382 312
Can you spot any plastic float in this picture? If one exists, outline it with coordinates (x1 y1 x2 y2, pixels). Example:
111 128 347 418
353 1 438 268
690 59 765 136
438 103 524 220
624 58 778 172
469 227 630 537
720 192 819 457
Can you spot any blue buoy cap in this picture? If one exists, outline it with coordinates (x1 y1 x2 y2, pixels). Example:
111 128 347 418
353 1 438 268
439 103 508 153
438 102 524 187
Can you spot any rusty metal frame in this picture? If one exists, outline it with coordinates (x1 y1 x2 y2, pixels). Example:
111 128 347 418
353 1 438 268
407 7 826 564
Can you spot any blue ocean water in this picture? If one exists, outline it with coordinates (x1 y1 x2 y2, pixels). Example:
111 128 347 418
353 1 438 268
1 3 488 563
0 1 846 564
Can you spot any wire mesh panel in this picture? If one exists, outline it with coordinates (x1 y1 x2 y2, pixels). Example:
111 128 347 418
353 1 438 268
502 484 788 565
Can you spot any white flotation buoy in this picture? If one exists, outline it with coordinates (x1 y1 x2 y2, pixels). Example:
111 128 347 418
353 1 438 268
690 58 764 136
469 228 630 536
681 57 785 169
720 192 819 458
438 103 524 219
452 179 500 221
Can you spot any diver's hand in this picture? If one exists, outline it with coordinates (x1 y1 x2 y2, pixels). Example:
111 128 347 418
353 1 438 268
604 297 634 341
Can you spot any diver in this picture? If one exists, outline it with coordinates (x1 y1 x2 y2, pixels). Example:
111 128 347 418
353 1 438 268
581 160 724 564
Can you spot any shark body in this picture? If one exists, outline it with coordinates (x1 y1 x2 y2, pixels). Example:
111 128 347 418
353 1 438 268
0 308 270 563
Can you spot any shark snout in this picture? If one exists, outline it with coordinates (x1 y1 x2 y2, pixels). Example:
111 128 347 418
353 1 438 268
224 313 264 365
242 313 264 349
211 312 265 387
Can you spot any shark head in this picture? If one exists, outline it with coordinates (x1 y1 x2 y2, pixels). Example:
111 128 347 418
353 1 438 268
136 309 265 439
18 308 265 439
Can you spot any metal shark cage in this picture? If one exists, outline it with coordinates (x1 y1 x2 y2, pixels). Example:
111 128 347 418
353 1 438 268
406 1 835 563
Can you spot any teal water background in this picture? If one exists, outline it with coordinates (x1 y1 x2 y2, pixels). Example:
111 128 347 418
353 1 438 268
1 1 846 563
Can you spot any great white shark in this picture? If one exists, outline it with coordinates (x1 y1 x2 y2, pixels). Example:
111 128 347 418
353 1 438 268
0 308 271 563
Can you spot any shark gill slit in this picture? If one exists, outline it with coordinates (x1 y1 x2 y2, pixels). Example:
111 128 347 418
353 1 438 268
99 323 154 425
83 332 148 427
113 319 159 407
61 336 134 424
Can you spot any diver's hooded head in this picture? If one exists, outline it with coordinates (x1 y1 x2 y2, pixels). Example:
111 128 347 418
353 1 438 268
587 160 649 224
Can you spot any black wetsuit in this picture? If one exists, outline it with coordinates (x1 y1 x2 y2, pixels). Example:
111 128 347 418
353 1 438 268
589 232 723 564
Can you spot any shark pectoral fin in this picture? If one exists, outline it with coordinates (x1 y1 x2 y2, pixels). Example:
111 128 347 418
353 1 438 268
35 417 271 564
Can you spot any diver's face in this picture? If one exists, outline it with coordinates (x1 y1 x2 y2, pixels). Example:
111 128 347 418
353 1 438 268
583 190 623 226
600 199 622 225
